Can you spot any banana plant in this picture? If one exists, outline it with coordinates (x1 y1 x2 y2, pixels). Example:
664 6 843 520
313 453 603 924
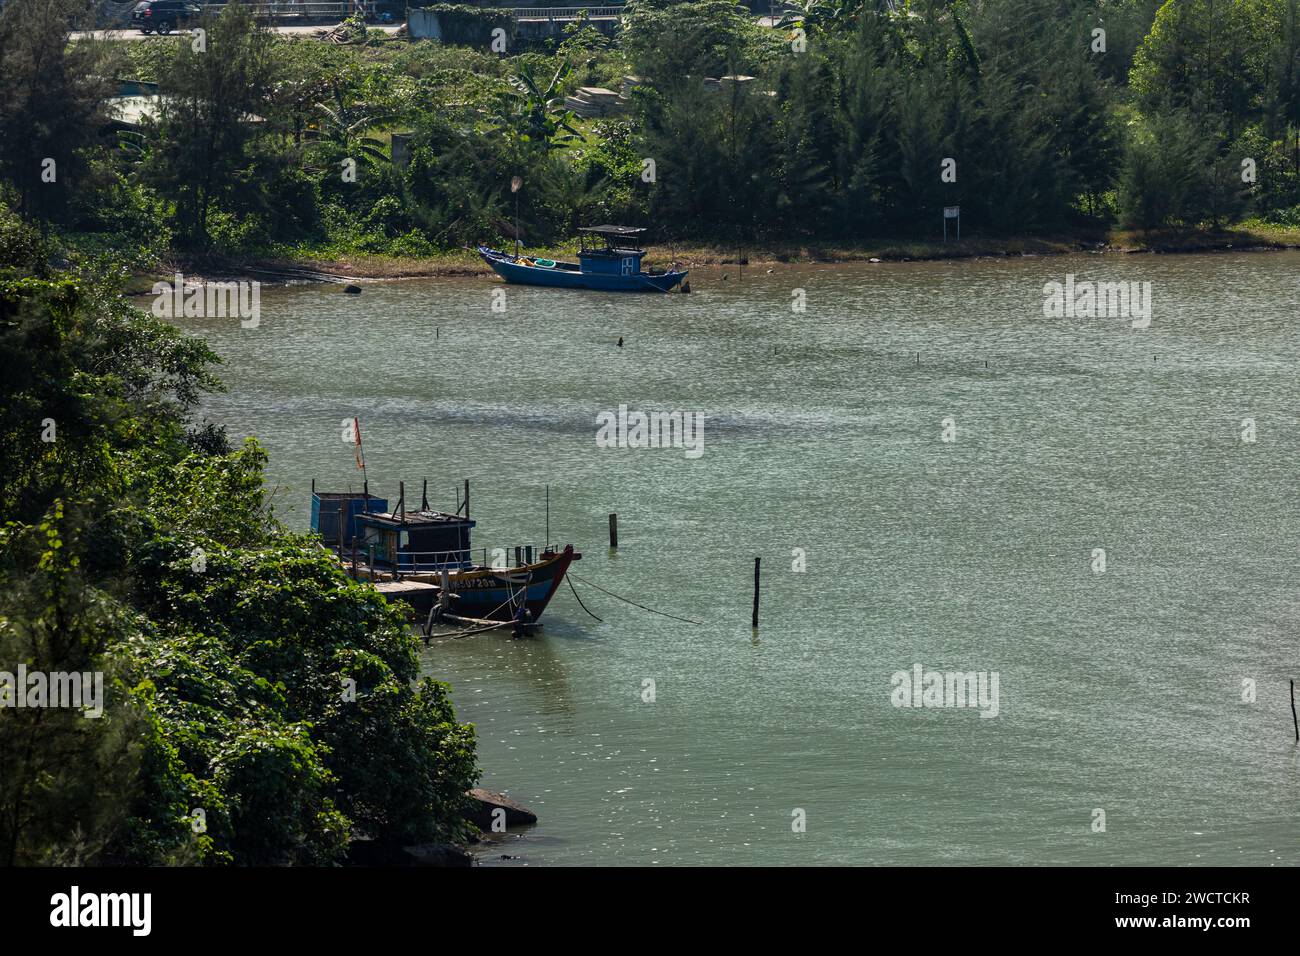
305 79 391 169
487 60 582 154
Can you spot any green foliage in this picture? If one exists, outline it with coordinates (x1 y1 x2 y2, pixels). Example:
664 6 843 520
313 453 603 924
0 0 116 223
557 10 614 64
143 5 280 247
1131 0 1282 135
0 199 51 275
488 60 583 154
0 277 480 866
0 277 219 519
637 0 1120 239
622 0 773 83
1 0 1297 265
1116 109 1248 228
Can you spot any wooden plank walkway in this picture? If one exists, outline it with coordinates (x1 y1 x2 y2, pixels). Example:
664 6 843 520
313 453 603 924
373 579 439 612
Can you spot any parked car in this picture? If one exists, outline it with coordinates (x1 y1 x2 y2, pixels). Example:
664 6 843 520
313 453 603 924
131 0 202 35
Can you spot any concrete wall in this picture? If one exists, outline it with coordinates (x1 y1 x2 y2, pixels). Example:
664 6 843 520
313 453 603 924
406 7 443 40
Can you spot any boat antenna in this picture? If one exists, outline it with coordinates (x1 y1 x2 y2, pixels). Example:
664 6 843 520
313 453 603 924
545 484 550 550
511 175 523 258
352 416 367 489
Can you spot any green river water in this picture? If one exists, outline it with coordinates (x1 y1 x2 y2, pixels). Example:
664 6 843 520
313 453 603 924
170 251 1300 866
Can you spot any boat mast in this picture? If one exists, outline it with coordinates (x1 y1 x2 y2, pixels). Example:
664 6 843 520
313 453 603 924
511 175 523 257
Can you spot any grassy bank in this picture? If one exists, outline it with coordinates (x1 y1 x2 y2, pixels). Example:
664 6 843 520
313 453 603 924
140 223 1300 289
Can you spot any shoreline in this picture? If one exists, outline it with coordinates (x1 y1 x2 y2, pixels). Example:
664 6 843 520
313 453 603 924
128 224 1300 290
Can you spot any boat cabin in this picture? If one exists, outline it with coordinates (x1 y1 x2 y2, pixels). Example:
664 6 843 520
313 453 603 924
310 485 475 572
353 509 475 572
311 490 388 549
578 225 647 277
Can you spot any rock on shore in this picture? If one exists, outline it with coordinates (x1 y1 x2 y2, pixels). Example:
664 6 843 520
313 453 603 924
464 788 538 831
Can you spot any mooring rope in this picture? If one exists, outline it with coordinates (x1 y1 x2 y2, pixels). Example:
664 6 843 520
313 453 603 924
426 572 531 640
567 572 704 625
566 575 603 622
446 621 511 639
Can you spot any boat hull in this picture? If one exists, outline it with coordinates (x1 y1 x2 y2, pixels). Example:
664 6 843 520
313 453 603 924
407 545 580 622
478 246 686 292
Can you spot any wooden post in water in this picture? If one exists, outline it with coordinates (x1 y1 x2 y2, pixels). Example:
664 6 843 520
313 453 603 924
399 482 405 524
608 513 618 549
1291 680 1298 743
752 557 761 629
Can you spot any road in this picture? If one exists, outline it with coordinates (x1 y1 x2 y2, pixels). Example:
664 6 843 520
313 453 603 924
72 24 402 41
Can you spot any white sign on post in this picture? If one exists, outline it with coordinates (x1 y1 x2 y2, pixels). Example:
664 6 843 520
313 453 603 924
943 206 961 242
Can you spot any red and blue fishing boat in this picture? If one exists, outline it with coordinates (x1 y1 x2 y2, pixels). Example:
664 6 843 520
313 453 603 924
311 480 580 627
478 225 688 293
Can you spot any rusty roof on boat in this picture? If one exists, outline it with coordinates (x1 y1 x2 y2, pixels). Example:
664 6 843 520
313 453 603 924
359 510 471 526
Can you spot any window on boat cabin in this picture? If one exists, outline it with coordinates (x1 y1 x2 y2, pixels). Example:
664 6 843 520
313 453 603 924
408 526 468 556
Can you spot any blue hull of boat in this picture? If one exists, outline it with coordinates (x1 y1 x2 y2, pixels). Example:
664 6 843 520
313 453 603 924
478 246 687 293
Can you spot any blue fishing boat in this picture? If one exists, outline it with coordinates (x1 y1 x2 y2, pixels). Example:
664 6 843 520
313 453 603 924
478 225 688 292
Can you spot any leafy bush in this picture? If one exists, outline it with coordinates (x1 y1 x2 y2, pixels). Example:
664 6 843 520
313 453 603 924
0 277 480 866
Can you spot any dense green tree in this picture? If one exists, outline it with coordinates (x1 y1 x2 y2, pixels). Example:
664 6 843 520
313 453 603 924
1131 0 1280 138
143 4 280 245
0 0 114 223
622 0 774 85
1116 108 1219 228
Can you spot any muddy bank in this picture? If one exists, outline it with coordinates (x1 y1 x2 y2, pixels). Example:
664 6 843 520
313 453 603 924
129 226 1300 291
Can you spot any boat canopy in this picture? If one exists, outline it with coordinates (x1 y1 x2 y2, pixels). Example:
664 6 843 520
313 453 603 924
579 225 647 256
579 225 646 236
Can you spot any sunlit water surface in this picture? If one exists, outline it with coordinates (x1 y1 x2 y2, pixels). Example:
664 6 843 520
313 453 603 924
170 251 1300 865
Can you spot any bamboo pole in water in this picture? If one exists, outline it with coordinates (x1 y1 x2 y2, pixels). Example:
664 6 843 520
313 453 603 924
1291 680 1298 743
